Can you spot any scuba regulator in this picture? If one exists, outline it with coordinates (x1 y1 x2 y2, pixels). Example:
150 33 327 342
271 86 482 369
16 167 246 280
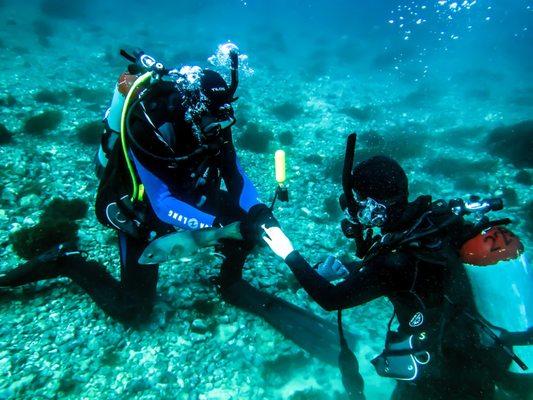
450 196 503 218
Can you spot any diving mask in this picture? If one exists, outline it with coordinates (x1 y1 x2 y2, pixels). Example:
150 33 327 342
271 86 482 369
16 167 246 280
200 103 236 135
357 197 388 227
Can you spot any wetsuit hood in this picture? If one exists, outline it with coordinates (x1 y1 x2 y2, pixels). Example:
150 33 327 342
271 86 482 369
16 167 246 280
352 155 410 228
352 156 408 202
200 69 231 110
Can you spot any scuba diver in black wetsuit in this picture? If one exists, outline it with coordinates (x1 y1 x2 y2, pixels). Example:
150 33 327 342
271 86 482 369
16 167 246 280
263 134 531 400
0 46 279 324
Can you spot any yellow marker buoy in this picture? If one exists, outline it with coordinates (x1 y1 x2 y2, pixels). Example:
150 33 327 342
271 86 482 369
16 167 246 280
275 150 286 184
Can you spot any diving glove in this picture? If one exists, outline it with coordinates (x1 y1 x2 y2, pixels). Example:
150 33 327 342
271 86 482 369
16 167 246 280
316 255 349 282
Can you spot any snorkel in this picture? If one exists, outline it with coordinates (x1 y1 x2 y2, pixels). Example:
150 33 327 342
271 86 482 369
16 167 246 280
228 47 239 100
342 133 359 221
341 133 389 228
193 43 241 137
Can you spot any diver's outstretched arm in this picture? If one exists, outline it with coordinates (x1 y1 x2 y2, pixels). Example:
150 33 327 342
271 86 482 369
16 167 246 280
500 328 533 346
262 227 404 311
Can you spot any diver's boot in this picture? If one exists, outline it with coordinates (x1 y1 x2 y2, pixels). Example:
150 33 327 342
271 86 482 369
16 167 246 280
0 243 85 287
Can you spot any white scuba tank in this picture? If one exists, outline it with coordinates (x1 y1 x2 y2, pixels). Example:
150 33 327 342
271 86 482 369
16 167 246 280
461 226 532 373
95 72 137 175
106 84 125 132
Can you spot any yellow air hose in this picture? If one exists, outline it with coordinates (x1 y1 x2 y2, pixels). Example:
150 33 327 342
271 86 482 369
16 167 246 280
120 71 152 202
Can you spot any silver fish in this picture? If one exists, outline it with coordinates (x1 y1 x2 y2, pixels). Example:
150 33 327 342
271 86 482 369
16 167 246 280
138 222 242 265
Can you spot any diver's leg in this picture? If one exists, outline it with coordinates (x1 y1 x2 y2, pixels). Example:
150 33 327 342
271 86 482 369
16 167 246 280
59 233 158 324
0 243 137 321
217 240 250 288
116 232 159 318
0 243 81 287
0 235 158 325
199 189 251 288
62 233 158 324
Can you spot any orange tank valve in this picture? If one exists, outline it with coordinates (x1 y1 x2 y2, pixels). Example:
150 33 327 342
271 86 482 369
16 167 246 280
118 72 139 96
460 226 524 266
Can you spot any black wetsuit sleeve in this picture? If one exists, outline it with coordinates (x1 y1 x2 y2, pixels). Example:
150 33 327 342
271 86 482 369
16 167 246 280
218 128 262 212
284 251 403 311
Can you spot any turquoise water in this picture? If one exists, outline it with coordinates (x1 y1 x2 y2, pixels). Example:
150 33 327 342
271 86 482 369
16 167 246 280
0 1 531 399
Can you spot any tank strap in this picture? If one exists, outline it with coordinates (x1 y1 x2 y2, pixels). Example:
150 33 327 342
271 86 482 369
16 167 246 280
386 309 396 332
444 295 528 371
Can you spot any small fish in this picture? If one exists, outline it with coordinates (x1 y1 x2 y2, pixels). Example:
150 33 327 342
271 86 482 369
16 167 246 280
138 222 242 265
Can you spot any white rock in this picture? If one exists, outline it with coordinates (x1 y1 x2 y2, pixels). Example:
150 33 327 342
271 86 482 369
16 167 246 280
8 222 21 233
206 388 234 400
191 319 208 333
300 207 312 216
22 216 36 225
19 194 40 208
1 188 17 203
217 324 238 342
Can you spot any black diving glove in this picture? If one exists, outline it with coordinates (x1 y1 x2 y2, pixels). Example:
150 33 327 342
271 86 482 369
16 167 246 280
240 204 280 244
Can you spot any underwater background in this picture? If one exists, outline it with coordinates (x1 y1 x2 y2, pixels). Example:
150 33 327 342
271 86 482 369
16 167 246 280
0 0 531 399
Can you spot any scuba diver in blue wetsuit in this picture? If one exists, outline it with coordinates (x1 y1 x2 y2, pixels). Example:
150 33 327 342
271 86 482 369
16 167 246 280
263 134 532 400
0 47 279 324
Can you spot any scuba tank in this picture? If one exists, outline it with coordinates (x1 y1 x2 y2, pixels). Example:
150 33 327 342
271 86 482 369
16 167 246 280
95 72 135 178
464 252 532 373
95 50 156 179
456 200 532 373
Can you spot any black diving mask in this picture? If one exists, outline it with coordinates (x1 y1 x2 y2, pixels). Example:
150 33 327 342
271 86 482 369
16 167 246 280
357 197 388 227
200 103 236 135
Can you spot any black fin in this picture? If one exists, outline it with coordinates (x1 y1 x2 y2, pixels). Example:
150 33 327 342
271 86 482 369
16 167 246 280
221 280 358 366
